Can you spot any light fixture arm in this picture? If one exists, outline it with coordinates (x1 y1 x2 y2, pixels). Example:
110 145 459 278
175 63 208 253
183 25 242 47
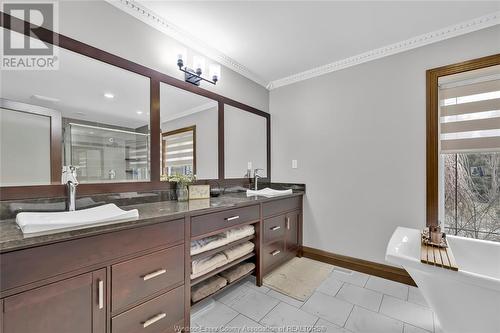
177 58 218 86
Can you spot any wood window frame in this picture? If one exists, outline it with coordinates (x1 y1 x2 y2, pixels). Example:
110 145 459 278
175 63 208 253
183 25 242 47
426 53 500 227
0 12 271 200
161 125 197 176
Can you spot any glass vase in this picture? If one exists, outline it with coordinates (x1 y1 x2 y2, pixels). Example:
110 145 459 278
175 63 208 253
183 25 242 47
176 184 189 202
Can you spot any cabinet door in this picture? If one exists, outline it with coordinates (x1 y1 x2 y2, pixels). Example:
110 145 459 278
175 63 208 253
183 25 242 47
285 211 300 253
2 269 106 333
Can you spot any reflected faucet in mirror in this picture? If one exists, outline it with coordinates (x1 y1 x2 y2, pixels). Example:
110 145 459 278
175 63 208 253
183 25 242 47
253 168 263 190
62 165 79 211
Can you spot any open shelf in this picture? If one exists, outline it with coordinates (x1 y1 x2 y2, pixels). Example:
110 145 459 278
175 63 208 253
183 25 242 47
191 235 255 261
191 252 255 287
191 268 255 306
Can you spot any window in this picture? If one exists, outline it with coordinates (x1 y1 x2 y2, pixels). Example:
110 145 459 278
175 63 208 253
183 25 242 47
161 126 196 177
438 64 500 241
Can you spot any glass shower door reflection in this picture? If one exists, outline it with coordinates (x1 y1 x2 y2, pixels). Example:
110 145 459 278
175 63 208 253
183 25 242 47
65 123 150 183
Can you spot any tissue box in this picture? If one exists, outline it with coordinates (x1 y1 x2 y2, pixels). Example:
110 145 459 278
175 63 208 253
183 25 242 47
189 185 210 200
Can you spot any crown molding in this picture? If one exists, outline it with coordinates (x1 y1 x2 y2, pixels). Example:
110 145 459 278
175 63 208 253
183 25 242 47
268 11 500 90
163 101 218 123
105 0 268 88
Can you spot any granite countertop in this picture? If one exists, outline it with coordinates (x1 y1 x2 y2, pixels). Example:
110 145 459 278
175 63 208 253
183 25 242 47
0 191 303 253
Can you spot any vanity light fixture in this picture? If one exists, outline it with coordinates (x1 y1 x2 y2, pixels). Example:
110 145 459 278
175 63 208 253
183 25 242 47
176 54 220 86
104 92 115 99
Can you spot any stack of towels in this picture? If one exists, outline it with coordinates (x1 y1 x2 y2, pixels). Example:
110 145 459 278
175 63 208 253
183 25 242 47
190 225 255 255
191 262 255 303
190 241 254 279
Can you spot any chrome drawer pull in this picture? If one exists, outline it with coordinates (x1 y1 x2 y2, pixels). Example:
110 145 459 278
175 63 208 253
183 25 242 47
142 313 166 328
271 250 281 256
286 217 290 230
98 280 104 310
225 215 240 221
270 226 281 231
142 269 167 281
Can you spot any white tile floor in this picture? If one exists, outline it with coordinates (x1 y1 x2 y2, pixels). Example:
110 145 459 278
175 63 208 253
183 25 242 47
191 263 438 333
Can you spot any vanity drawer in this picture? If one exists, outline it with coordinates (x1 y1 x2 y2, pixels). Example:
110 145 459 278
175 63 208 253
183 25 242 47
191 205 260 237
262 197 301 218
111 285 184 333
111 244 184 313
263 215 286 243
263 240 286 272
0 219 184 292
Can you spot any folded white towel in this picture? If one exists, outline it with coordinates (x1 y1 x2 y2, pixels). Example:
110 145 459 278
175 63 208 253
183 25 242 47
224 225 255 242
191 234 228 255
223 241 255 262
246 187 293 198
191 253 228 279
15 204 139 235
190 225 255 255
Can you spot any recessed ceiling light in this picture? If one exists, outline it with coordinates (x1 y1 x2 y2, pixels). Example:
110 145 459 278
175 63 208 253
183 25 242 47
136 110 143 115
104 93 115 99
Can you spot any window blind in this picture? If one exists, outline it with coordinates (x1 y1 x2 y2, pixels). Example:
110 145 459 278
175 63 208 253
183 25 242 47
439 67 500 153
163 130 194 167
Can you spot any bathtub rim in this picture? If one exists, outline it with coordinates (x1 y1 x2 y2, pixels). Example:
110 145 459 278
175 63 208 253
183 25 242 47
386 227 500 293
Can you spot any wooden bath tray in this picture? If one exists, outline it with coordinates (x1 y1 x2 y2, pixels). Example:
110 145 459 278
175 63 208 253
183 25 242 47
421 242 458 271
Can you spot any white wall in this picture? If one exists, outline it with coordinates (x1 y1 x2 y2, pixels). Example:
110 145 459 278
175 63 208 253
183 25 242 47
161 107 219 180
58 1 269 113
270 26 500 265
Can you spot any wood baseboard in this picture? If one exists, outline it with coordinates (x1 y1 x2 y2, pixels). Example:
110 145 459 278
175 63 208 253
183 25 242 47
301 246 416 287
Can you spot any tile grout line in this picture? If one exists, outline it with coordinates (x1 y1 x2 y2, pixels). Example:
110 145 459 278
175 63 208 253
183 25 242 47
378 294 385 313
342 303 356 328
257 300 282 324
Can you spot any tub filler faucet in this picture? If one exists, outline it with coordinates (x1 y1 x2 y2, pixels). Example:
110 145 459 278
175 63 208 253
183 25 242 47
62 165 79 211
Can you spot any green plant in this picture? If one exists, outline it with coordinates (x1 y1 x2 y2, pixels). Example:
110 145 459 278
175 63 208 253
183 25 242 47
161 173 196 186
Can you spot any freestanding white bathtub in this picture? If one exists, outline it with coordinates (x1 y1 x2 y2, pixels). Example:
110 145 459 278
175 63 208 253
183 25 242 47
386 227 500 333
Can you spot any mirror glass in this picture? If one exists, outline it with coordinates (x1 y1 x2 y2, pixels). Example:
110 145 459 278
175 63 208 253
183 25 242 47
0 103 52 186
1 43 151 185
160 83 218 180
224 105 267 179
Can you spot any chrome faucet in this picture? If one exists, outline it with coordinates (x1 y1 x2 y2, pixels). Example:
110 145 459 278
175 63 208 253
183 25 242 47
253 168 263 190
62 165 79 211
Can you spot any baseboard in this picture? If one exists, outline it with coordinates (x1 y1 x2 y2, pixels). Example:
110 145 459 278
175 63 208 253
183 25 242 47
301 246 416 287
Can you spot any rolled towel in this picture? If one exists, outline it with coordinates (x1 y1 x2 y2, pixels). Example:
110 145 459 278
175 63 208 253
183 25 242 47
219 262 255 283
191 275 227 303
191 233 228 255
224 225 255 242
223 241 255 262
191 253 227 278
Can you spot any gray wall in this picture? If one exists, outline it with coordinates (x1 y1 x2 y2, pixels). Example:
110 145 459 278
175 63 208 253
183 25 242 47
58 1 269 113
270 26 500 265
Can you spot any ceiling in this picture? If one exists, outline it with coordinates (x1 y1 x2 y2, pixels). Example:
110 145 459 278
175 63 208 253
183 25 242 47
134 1 499 88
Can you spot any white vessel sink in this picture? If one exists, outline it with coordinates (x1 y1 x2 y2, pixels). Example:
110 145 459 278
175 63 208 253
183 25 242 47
246 187 293 198
16 203 139 235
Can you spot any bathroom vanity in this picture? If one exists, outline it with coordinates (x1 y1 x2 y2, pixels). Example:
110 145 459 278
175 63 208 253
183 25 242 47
0 193 303 333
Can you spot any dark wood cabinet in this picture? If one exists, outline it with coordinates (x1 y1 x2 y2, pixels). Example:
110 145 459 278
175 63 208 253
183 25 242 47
262 198 302 274
0 194 303 332
2 269 106 333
